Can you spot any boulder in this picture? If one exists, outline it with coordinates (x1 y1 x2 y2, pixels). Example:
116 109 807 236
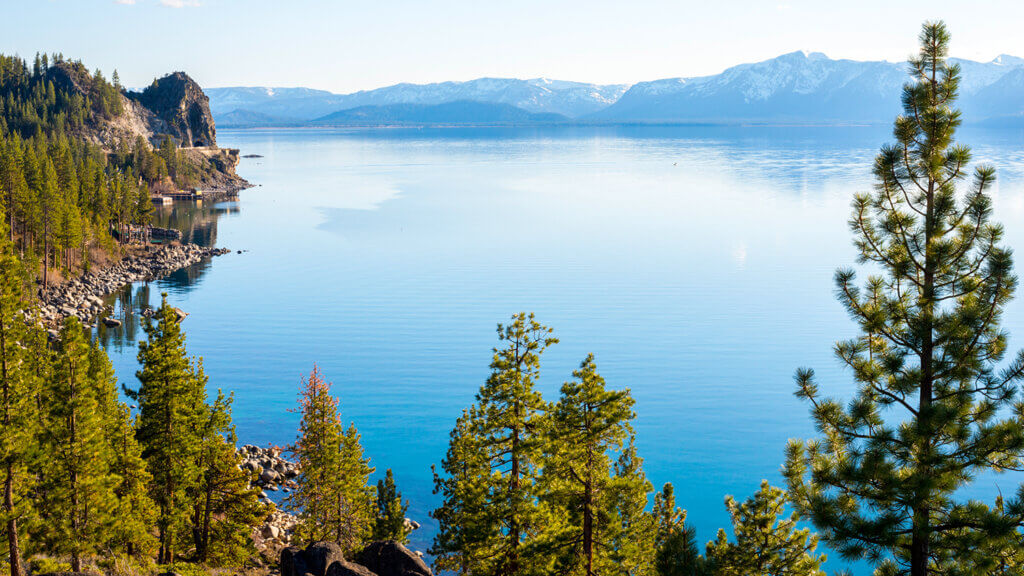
102 317 122 327
281 546 309 576
355 541 432 576
305 541 347 576
326 561 377 576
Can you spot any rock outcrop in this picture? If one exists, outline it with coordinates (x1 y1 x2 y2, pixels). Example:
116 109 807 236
354 541 431 576
44 62 248 195
281 541 432 576
133 72 217 147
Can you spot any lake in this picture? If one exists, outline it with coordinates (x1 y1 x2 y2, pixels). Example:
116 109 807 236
93 125 1024 571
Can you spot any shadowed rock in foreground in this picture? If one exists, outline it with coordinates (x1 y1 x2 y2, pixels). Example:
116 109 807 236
282 541 431 576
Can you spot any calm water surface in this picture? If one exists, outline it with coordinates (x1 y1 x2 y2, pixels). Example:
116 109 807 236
94 126 1024 570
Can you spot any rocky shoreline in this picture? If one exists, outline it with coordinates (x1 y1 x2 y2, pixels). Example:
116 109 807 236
37 242 230 330
239 445 424 564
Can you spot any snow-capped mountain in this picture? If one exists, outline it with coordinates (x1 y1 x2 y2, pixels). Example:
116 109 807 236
208 52 1024 127
587 52 1024 124
207 78 628 122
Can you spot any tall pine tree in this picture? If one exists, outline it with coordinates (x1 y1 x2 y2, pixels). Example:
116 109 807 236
129 295 205 564
286 365 374 554
541 354 638 576
0 231 37 576
38 318 118 572
430 406 494 575
88 340 157 558
191 390 266 566
784 21 1024 576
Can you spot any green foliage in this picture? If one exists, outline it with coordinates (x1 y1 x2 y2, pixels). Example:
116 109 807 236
373 469 410 543
539 354 645 576
286 365 375 554
35 318 118 571
430 406 494 575
90 341 158 557
191 390 267 566
705 481 825 576
653 483 705 576
432 316 668 576
784 21 1024 576
437 313 558 575
606 437 656 576
130 295 264 565
0 230 40 576
129 295 206 563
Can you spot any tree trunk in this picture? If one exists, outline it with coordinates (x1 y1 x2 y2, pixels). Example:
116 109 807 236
583 477 593 576
4 465 22 576
69 365 81 573
507 403 521 576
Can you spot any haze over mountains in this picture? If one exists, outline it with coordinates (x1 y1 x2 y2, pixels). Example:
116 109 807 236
208 52 1024 127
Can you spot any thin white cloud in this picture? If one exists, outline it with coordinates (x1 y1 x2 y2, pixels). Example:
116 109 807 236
159 0 201 7
114 0 137 4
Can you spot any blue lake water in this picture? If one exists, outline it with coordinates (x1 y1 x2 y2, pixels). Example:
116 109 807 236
94 125 1024 571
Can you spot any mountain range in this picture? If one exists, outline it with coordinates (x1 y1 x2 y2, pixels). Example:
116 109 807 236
207 52 1024 127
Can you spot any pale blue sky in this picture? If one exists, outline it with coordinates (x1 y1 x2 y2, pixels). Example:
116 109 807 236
5 0 1024 93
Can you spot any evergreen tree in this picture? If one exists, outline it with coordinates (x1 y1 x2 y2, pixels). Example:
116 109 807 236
38 318 118 571
86 340 156 557
652 484 705 576
0 231 36 576
372 469 410 543
705 482 825 576
784 21 1024 576
606 437 656 576
541 354 638 576
430 406 494 575
191 390 266 566
128 295 204 564
287 365 374 554
456 313 557 576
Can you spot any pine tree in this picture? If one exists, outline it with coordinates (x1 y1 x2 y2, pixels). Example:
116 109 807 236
287 365 374 554
430 406 495 575
606 437 656 576
784 21 1024 576
38 318 118 571
455 313 557 576
652 484 705 576
0 231 37 576
191 390 266 566
373 469 410 543
87 339 157 557
541 354 638 576
128 295 205 564
705 482 825 576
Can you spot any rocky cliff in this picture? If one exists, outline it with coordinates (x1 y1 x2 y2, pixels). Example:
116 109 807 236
45 63 246 194
132 71 217 147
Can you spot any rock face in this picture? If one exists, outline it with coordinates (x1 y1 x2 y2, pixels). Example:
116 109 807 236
133 72 217 147
281 542 345 576
280 541 432 576
354 541 432 576
326 561 377 576
44 62 248 196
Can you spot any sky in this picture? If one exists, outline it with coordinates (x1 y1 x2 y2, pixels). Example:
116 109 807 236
5 0 1024 93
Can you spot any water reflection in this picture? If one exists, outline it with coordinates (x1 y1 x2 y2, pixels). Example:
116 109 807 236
91 197 242 349
151 197 242 247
